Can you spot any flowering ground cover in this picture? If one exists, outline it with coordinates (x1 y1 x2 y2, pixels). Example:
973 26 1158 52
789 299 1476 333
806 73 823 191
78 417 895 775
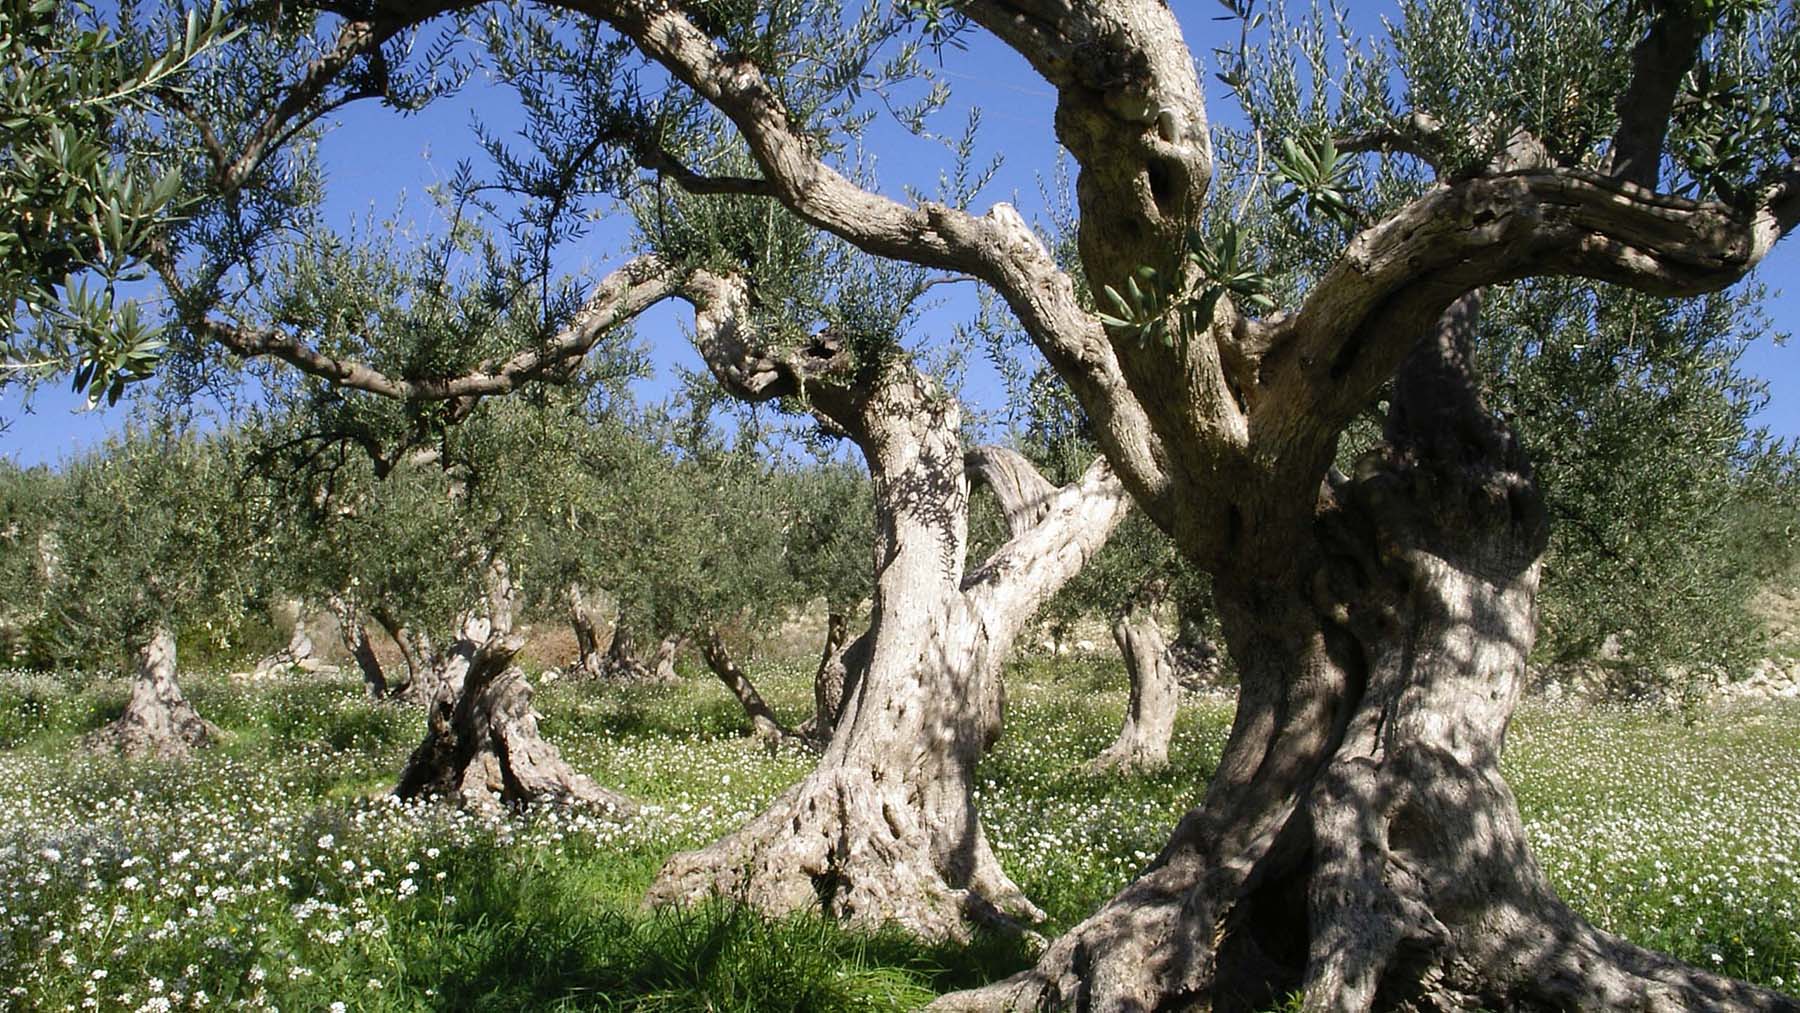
1 657 1797 1010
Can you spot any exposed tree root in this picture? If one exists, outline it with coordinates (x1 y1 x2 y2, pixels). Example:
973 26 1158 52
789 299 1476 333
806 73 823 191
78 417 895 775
934 293 1800 1011
646 756 1041 942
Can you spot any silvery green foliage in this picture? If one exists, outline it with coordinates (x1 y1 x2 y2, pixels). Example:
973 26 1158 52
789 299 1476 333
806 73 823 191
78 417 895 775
29 423 258 669
1476 280 1800 688
0 1 233 405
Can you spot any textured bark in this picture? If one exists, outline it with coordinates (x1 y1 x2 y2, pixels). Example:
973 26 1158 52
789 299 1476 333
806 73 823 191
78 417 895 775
169 1 1800 1005
88 628 218 760
329 596 387 699
593 614 670 682
569 585 608 677
371 605 431 701
648 633 683 683
801 612 868 742
389 556 628 810
937 296 1800 1012
648 356 1131 940
1091 581 1179 773
394 632 634 814
700 627 798 744
813 611 850 725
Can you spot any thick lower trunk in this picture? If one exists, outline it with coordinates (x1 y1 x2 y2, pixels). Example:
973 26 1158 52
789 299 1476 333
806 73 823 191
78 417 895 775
372 606 431 701
937 296 1800 1011
394 632 634 814
1091 589 1178 773
800 612 867 742
648 597 1041 940
597 616 681 682
647 375 1127 941
700 628 798 744
252 598 318 677
649 633 683 683
88 628 218 759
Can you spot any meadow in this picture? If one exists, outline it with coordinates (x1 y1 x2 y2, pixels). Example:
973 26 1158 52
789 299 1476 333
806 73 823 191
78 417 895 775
1 656 1797 1011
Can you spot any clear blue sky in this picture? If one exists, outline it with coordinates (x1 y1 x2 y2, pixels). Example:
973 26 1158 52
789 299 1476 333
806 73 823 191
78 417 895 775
3 6 1796 466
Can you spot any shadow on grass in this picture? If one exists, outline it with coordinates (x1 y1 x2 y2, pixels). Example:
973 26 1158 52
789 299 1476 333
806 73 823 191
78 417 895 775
413 896 1034 1012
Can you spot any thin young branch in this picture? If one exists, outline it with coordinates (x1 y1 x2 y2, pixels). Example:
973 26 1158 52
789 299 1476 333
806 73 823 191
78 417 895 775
218 13 409 193
1335 111 1448 168
632 140 777 198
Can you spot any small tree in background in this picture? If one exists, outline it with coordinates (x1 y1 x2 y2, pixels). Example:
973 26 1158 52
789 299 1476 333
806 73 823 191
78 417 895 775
0 460 61 665
35 424 252 757
40 0 1800 1001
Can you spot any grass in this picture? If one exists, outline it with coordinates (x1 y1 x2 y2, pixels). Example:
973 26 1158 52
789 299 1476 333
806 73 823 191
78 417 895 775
0 655 1797 1010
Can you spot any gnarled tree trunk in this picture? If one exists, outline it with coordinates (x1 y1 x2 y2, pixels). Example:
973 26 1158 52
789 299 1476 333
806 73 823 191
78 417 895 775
648 354 1131 941
568 584 609 677
329 596 387 699
938 296 1800 1011
597 616 681 683
648 632 683 683
393 558 631 813
252 598 318 677
800 612 870 743
88 627 217 760
1090 578 1178 773
394 632 633 814
371 605 432 702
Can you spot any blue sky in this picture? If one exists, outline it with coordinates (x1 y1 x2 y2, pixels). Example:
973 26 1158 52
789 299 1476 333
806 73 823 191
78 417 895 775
3 5 1796 466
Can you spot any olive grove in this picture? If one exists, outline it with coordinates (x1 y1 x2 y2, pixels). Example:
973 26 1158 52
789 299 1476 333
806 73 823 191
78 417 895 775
8 0 1800 1010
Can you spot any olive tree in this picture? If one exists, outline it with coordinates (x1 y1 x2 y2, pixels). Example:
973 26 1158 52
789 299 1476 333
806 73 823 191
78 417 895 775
1 0 232 404
1477 279 1800 694
0 460 61 666
89 0 1800 1006
37 425 252 757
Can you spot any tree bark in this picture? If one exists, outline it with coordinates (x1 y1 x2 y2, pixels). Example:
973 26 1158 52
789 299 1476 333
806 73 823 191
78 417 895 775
598 614 655 681
936 295 1800 1011
1090 579 1179 773
371 605 431 701
252 598 318 677
648 632 683 683
88 627 218 760
568 584 608 677
393 632 635 814
699 627 799 744
801 611 869 742
329 596 388 699
394 558 632 812
647 361 1131 941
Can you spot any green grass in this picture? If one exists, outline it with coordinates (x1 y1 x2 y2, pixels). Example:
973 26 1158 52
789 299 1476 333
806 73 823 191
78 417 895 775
1 657 1797 1010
